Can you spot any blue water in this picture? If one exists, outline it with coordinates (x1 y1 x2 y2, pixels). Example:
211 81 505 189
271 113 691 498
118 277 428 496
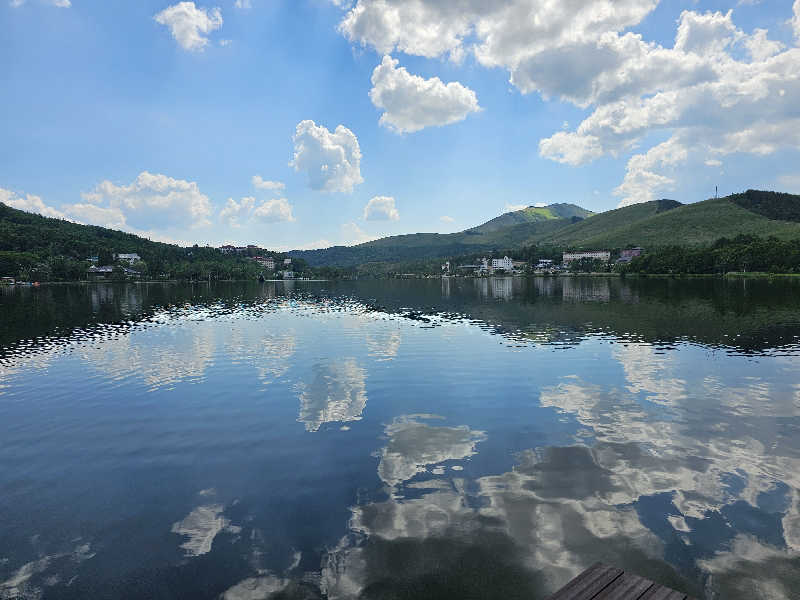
1 279 799 599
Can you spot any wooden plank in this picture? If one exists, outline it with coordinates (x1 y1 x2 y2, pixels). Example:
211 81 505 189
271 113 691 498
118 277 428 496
546 563 607 600
546 563 624 600
595 571 655 600
637 583 687 600
547 564 695 600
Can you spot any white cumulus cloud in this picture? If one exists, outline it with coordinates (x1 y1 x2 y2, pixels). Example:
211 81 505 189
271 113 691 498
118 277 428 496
439 215 455 223
289 120 363 193
78 171 214 229
363 195 399 221
220 196 294 226
154 2 223 52
251 175 285 191
533 9 800 206
65 204 128 229
253 198 294 223
369 56 480 133
1 187 65 219
336 2 800 207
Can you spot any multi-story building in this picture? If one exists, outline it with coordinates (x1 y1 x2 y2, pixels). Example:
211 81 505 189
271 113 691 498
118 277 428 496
617 247 644 263
491 256 514 272
562 251 611 265
254 256 275 270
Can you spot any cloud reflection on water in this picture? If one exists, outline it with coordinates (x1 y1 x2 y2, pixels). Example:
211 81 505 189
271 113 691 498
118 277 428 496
297 359 368 432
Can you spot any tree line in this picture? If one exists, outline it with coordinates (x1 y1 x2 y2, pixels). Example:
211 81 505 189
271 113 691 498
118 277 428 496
0 202 309 282
620 235 800 275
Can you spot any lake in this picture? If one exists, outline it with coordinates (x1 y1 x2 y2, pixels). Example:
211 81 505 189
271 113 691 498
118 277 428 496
1 277 799 599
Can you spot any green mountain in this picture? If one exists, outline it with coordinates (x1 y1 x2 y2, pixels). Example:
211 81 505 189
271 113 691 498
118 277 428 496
538 192 800 248
290 203 592 266
290 191 800 267
470 203 594 233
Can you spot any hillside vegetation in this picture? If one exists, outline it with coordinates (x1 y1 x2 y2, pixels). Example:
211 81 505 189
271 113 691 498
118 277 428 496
291 191 800 267
4 189 800 277
471 203 594 233
291 204 590 266
539 195 800 248
0 202 281 281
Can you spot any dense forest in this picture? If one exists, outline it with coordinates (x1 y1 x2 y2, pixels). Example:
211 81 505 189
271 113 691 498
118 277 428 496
620 235 800 275
0 203 307 281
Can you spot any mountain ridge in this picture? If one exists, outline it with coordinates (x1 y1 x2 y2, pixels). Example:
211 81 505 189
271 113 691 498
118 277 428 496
289 191 800 267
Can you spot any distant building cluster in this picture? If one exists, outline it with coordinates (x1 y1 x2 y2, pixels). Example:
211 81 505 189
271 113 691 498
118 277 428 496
562 250 611 265
116 253 141 264
453 256 521 275
218 245 295 275
219 244 261 255
617 247 643 263
254 256 275 270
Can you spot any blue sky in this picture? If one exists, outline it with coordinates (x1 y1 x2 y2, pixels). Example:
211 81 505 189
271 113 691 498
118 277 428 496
2 0 799 249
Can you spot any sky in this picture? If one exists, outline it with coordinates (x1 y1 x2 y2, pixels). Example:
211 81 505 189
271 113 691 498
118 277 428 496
2 0 800 250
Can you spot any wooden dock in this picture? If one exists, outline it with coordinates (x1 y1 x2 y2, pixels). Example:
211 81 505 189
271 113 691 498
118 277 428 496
546 563 696 600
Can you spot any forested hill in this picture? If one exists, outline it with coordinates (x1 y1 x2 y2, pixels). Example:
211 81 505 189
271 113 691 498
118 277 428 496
0 202 270 280
0 201 182 261
290 190 800 267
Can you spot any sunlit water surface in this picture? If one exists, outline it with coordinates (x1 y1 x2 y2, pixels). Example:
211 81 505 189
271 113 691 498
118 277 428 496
1 278 799 599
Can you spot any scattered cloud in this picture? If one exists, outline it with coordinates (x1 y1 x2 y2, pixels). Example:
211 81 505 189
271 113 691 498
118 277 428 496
289 120 363 193
363 195 399 221
64 203 127 229
251 175 285 191
1 184 199 243
78 171 214 229
778 173 800 192
705 159 723 167
793 0 800 41
234 0 251 8
1 187 65 219
439 215 454 223
10 0 71 7
369 56 480 133
292 238 333 251
614 138 687 206
220 196 294 226
335 2 800 207
503 203 527 213
534 9 800 206
253 198 294 223
219 196 255 227
341 221 375 245
154 2 223 52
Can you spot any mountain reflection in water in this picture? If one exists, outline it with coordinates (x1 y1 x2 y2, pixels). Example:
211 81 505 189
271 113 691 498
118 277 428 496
0 279 799 599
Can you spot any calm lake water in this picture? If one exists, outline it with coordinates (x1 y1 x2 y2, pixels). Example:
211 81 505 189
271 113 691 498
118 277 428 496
1 277 799 599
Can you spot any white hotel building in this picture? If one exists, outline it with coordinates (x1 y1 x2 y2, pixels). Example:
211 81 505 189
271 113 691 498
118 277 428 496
491 256 514 271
